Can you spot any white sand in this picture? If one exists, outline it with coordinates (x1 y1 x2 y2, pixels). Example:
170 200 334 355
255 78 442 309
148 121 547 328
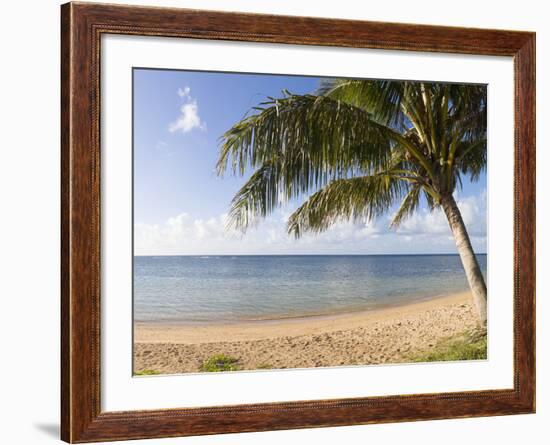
134 292 480 374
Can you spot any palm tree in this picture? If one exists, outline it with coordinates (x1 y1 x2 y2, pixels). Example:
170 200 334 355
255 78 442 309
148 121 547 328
216 79 487 324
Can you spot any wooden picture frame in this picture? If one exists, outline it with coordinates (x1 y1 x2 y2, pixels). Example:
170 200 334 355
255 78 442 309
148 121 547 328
61 2 535 442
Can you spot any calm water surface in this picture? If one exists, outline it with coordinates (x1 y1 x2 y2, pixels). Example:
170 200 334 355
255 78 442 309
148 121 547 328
134 255 487 324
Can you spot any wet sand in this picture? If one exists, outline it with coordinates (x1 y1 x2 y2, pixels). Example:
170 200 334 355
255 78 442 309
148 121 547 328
134 292 480 374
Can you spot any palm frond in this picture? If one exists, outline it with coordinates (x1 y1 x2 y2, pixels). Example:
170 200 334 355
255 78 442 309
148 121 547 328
318 79 406 128
456 138 487 182
217 94 398 180
217 80 486 236
225 162 281 231
390 185 421 227
287 174 408 237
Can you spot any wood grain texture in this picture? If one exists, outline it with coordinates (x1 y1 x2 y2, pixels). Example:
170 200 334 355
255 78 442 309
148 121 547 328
60 2 536 442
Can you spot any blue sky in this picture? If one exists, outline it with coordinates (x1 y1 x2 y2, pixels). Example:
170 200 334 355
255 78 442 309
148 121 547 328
133 68 487 255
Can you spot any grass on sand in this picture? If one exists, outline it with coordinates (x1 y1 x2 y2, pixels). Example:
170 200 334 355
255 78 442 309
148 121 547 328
411 329 487 362
200 354 241 372
135 326 486 375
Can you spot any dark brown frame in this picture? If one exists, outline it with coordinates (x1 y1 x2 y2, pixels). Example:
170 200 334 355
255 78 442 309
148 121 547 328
61 1 536 443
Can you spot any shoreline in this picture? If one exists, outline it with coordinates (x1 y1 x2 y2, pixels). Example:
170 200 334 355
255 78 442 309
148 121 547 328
134 291 483 373
135 291 471 345
135 290 467 326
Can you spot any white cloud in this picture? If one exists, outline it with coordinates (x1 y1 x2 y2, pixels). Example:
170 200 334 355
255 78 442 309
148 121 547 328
177 86 190 99
135 191 486 256
169 86 206 134
394 191 487 239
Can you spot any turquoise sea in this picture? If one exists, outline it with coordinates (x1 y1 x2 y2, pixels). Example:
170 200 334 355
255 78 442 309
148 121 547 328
133 254 487 324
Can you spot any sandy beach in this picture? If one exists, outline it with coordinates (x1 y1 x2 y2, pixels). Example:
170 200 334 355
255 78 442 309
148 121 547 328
134 291 481 374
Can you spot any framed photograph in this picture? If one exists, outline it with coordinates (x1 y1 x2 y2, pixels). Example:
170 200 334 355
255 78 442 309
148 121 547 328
61 2 535 442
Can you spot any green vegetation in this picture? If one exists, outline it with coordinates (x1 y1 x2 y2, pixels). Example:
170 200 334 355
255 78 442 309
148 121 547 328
134 369 161 376
217 79 488 323
412 330 487 362
200 354 240 372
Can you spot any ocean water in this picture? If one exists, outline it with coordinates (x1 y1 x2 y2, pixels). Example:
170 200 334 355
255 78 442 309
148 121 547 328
134 254 487 324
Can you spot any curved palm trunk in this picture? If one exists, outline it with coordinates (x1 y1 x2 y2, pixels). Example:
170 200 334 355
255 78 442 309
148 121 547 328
441 195 487 325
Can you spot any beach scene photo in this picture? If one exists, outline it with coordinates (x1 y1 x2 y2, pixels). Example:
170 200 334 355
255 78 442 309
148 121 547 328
133 69 488 375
